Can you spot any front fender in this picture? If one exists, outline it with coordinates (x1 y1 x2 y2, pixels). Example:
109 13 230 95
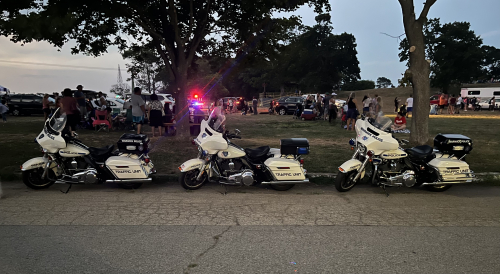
179 159 205 172
21 157 48 171
338 159 363 173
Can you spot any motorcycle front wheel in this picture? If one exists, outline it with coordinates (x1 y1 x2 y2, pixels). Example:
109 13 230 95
335 171 358 192
180 169 207 190
22 168 56 190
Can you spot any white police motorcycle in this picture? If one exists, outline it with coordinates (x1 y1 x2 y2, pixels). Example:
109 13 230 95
178 108 309 191
336 115 475 192
21 109 155 190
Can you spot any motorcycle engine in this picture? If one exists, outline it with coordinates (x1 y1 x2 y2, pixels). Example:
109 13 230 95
219 159 244 176
379 159 403 174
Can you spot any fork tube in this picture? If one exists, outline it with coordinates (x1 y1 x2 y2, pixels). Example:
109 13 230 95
353 157 370 182
196 160 209 181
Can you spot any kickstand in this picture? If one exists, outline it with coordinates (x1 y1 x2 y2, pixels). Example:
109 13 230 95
381 185 389 197
60 183 73 194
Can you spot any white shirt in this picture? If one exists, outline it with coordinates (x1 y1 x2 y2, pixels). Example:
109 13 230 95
457 97 463 105
406 97 413 108
363 98 371 108
131 94 145 117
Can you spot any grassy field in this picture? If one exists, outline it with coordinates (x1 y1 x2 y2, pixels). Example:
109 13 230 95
1 110 499 182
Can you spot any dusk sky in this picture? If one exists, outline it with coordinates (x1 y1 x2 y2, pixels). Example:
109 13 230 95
1 0 499 95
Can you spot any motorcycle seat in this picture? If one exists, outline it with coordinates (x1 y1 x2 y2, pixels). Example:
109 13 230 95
244 146 270 159
406 145 434 160
89 145 115 158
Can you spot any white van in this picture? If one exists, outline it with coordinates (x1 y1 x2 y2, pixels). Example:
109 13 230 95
461 88 500 100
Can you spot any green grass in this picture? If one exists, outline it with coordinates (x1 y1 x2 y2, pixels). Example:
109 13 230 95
1 112 499 181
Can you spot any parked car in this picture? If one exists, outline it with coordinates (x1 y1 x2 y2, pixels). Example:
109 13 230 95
7 94 44 116
275 96 304 115
478 98 500 110
429 94 440 105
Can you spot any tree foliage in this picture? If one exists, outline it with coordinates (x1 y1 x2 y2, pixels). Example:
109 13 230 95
0 0 330 135
399 18 485 92
122 45 168 93
376 77 392 88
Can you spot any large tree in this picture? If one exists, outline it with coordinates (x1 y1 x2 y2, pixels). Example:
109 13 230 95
0 0 330 135
376 77 392 88
397 0 437 145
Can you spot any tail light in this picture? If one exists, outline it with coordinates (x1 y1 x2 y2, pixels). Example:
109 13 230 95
299 159 304 165
144 158 150 164
191 139 196 145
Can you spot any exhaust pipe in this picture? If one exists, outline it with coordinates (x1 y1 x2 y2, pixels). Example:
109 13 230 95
261 179 309 185
105 178 153 183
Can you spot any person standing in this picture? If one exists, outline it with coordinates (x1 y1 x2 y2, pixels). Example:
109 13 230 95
61 88 79 136
74 85 87 119
323 94 330 120
0 99 9 123
329 93 337 123
448 94 456 115
489 97 496 111
394 97 399 112
438 93 447 115
463 97 468 112
457 95 463 113
42 94 52 121
346 93 360 131
131 87 146 134
148 94 164 137
371 94 378 115
362 95 370 116
376 96 383 116
406 94 413 118
252 96 258 115
228 98 234 114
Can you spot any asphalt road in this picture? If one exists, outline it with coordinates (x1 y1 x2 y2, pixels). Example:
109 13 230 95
1 180 499 273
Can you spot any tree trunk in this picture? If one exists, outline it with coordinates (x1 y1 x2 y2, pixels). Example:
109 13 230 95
399 0 436 145
173 70 190 138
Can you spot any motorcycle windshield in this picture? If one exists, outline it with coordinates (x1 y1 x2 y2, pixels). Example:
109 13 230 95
369 115 392 132
47 108 67 132
208 106 226 132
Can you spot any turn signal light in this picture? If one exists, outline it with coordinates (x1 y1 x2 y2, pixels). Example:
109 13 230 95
191 139 196 145
339 167 345 172
144 158 150 164
367 150 374 157
299 159 304 165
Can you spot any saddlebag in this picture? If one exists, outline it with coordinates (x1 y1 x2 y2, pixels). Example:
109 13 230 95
106 154 149 179
428 158 473 182
434 134 472 158
117 133 150 154
265 158 306 181
280 138 309 156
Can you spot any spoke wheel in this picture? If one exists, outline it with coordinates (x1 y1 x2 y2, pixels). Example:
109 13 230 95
278 108 286 115
22 168 55 190
335 171 358 192
180 169 207 190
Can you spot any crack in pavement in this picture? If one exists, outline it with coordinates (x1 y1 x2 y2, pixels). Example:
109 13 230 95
184 225 232 274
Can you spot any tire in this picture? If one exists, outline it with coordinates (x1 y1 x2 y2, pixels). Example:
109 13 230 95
278 108 286 115
270 184 295 191
180 169 207 190
335 171 358 192
119 183 143 189
424 185 452 192
12 109 20 116
301 117 305 121
22 168 55 190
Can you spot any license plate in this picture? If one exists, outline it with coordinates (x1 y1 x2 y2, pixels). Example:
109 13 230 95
453 146 464 150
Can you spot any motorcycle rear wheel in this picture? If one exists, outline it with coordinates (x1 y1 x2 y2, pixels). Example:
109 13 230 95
335 171 357 192
424 185 452 192
22 168 56 190
180 169 207 190
119 183 143 189
270 184 295 191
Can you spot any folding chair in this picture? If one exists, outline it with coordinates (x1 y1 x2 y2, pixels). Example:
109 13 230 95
92 110 111 132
